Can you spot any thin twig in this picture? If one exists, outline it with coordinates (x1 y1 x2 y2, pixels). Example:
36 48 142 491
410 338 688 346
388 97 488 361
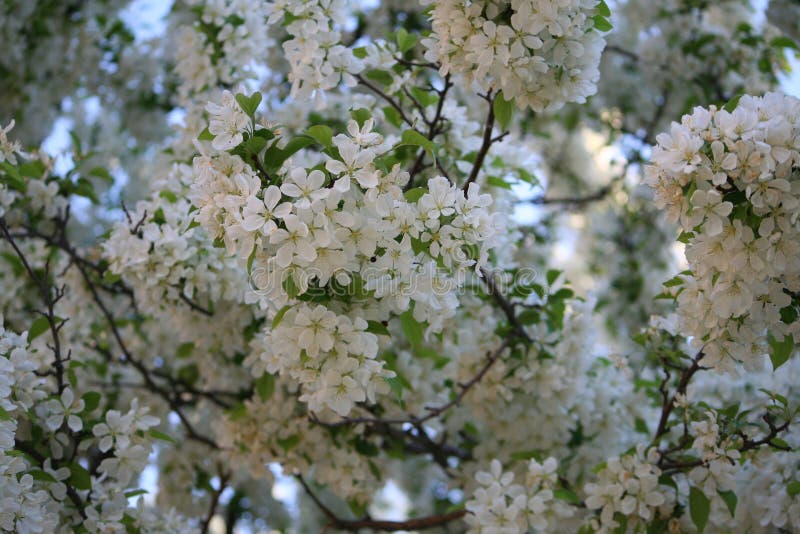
463 91 496 191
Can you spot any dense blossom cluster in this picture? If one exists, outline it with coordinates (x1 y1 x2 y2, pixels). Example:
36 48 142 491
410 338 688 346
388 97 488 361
583 446 671 531
646 92 800 371
595 0 789 136
422 0 607 111
767 0 800 43
191 91 500 415
265 0 366 108
0 320 192 532
1 0 799 531
173 0 272 99
465 458 576 533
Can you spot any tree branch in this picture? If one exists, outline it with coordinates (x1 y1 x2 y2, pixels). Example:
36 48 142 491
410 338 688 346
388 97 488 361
463 92 496 191
297 475 467 532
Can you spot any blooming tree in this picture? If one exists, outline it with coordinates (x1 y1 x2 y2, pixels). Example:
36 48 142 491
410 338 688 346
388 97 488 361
1 0 800 532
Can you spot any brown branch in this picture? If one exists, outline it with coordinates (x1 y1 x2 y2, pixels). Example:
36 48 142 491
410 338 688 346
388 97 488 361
739 414 793 452
15 439 87 519
15 217 226 448
654 352 705 442
0 218 68 393
297 475 467 532
463 92 496 191
200 470 230 534
421 335 515 420
526 184 614 207
311 333 516 430
394 57 439 70
176 288 214 316
405 74 453 188
480 268 531 343
72 253 220 450
356 74 413 127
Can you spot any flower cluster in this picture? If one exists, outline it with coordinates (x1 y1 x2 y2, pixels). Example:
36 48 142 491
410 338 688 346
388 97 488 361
422 0 607 111
191 91 499 415
214 388 382 502
687 411 740 496
465 457 576 533
595 0 791 135
768 0 800 43
265 0 364 108
646 92 800 371
583 445 672 531
173 0 272 100
0 318 191 532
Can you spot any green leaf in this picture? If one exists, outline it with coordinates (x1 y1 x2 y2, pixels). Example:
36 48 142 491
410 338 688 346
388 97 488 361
244 135 267 155
263 136 315 172
662 275 685 288
351 108 371 128
81 391 101 413
383 376 405 403
410 87 437 107
152 207 166 225
546 269 561 286
553 488 581 505
493 92 514 130
399 309 424 349
635 417 649 434
176 342 195 359
382 106 403 128
29 316 50 340
689 486 710 534
277 434 300 452
177 363 200 386
487 176 512 190
723 94 744 113
255 373 276 401
366 320 390 336
718 490 737 517
159 190 178 203
404 187 426 203
272 305 292 329
0 162 25 194
18 160 45 178
352 46 368 59
787 481 800 497
68 462 92 490
87 166 114 184
518 309 540 325
596 0 611 17
235 91 262 117
353 437 379 457
124 489 148 499
197 127 214 141
396 28 417 53
771 36 799 50
770 437 790 449
149 429 178 444
365 69 393 86
29 469 58 483
509 449 542 462
1 252 24 276
69 131 83 155
306 125 333 148
72 177 99 204
769 333 794 370
658 474 678 492
593 15 613 32
399 129 435 159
